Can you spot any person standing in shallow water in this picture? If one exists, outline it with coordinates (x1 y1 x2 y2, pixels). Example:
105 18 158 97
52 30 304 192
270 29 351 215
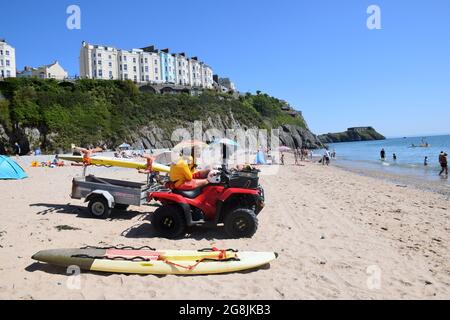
393 153 397 161
439 152 448 177
424 156 428 166
380 148 386 161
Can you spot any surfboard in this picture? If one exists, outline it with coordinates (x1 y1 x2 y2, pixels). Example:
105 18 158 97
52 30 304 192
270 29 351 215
59 156 170 173
32 247 277 275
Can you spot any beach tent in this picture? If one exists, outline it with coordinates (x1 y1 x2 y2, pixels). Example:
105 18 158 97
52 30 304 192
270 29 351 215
255 151 267 165
0 156 28 180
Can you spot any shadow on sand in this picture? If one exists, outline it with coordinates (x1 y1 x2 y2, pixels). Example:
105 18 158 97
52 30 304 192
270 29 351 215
25 261 270 278
29 203 144 220
121 216 233 240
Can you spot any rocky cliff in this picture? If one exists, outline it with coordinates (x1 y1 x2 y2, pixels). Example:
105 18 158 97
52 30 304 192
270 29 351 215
318 127 385 144
0 78 323 154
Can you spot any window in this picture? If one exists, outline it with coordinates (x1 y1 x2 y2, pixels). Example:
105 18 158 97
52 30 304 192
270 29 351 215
0 50 3 55
155 68 158 73
124 64 128 71
109 71 113 78
5 60 10 66
98 60 102 65
146 75 149 81
133 66 136 72
119 56 122 61
98 70 103 77
155 59 158 65
123 56 127 61
0 60 3 66
141 76 144 81
124 74 128 80
145 58 148 63
98 53 102 57
133 58 136 63
134 75 137 81
6 70 11 77
109 55 112 59
145 66 149 72
109 62 112 67
119 65 122 71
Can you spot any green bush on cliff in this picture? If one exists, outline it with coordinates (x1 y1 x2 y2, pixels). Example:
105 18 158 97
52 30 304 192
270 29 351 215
0 78 306 152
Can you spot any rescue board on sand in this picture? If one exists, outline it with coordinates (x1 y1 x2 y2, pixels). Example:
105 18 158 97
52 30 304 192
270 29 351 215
32 246 277 275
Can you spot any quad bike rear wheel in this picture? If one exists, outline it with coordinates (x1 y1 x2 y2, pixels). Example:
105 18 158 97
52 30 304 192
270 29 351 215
151 205 186 239
224 208 258 239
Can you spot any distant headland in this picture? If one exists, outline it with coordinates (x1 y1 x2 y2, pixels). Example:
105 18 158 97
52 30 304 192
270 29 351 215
318 127 386 143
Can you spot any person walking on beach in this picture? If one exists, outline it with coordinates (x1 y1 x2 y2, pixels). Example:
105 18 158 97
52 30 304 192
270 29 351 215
323 149 331 166
424 156 428 166
380 148 386 161
281 153 285 166
439 151 448 176
14 142 21 156
294 149 299 165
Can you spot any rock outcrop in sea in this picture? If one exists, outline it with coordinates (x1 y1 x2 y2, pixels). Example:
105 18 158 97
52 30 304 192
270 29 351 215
318 127 385 144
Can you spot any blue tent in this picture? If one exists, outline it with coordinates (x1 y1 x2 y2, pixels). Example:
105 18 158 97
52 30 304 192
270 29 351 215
255 151 266 165
0 156 28 180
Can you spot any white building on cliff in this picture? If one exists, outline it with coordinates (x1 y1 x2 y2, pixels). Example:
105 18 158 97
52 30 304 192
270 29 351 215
0 39 16 78
79 41 214 88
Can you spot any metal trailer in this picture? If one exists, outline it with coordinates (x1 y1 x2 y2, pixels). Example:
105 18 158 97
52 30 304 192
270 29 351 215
70 174 163 219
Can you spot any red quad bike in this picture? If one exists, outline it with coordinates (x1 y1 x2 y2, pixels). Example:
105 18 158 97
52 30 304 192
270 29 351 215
148 167 265 239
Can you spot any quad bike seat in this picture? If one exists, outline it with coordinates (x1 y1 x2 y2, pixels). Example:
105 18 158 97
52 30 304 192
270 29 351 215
172 186 204 199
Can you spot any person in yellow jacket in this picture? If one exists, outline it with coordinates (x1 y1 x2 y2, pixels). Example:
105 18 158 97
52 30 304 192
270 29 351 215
138 153 210 190
169 155 210 190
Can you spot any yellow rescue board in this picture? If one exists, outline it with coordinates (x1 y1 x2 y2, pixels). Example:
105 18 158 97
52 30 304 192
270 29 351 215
91 251 277 275
59 155 170 173
32 248 277 275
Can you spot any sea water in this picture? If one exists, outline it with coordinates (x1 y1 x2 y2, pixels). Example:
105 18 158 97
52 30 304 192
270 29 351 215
325 135 450 183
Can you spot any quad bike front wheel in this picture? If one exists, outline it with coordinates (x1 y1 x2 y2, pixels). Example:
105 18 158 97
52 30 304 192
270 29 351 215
151 205 186 239
224 208 258 239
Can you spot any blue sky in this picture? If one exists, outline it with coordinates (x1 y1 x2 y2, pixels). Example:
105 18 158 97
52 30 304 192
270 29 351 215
1 0 450 137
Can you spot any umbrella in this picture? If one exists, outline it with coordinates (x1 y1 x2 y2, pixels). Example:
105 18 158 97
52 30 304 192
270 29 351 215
173 140 207 152
278 146 291 152
211 138 240 148
210 138 240 166
154 151 173 166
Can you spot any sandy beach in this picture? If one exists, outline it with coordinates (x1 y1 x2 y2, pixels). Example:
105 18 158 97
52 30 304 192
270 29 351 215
1 155 449 300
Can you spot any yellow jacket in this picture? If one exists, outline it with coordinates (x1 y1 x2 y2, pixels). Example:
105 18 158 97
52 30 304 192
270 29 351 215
169 158 196 188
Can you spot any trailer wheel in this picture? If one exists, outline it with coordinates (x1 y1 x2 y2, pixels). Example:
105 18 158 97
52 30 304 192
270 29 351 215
88 196 112 219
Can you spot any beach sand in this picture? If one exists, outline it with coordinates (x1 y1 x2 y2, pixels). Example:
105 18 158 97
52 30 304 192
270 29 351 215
0 155 449 300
